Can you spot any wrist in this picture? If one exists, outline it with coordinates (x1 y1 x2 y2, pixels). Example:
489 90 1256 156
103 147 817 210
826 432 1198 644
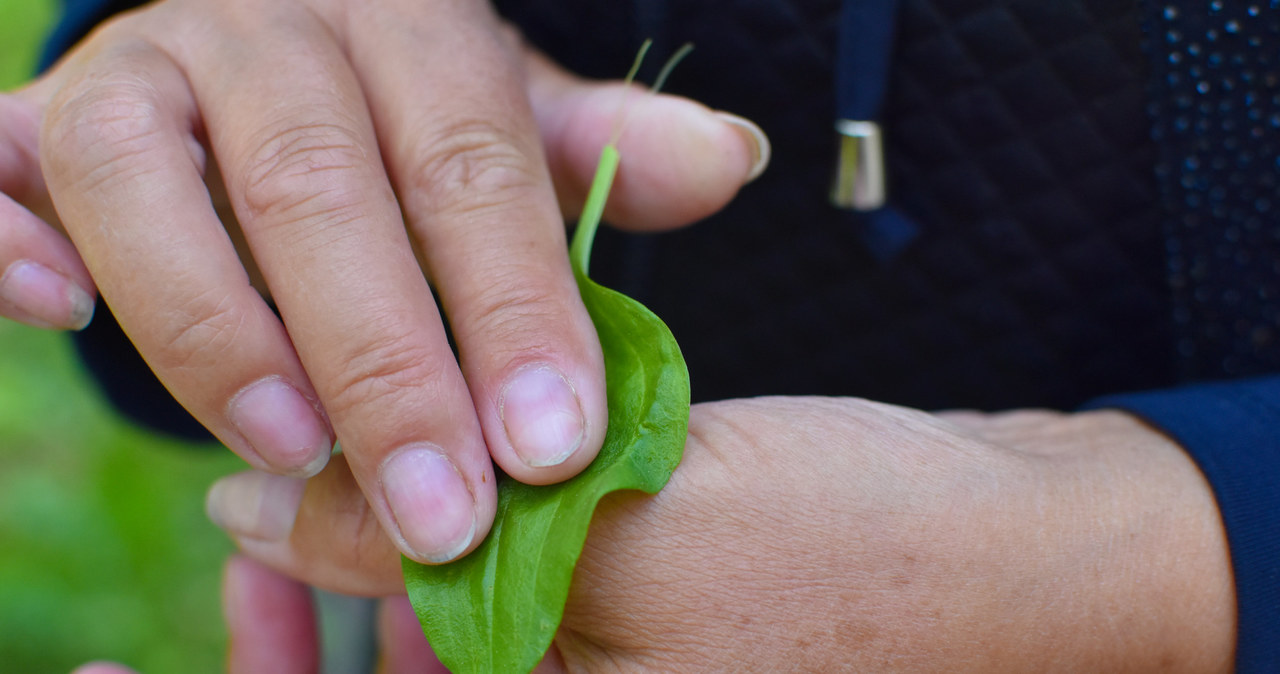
1036 411 1235 672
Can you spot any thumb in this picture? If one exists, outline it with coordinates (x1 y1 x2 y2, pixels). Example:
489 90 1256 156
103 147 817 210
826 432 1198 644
524 47 769 231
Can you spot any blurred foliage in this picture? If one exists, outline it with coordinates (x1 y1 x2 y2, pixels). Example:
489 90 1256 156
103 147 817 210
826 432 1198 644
0 0 54 85
0 2 243 672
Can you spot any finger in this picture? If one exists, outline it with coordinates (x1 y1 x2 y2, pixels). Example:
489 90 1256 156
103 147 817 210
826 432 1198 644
532 647 569 674
0 194 95 330
345 3 608 486
71 664 138 674
0 93 95 330
222 479 566 674
224 555 320 674
211 455 405 596
170 4 495 564
211 398 714 594
377 596 450 674
523 46 770 230
0 87 55 215
40 38 333 475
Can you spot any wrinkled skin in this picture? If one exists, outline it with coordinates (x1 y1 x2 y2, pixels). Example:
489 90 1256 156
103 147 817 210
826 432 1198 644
1 0 765 565
186 397 1234 673
14 3 1234 672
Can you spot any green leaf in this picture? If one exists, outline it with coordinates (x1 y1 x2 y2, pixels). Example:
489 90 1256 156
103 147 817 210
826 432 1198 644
402 143 691 674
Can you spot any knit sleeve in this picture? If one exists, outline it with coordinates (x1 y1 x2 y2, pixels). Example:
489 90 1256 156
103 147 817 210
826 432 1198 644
1086 377 1280 672
37 0 146 72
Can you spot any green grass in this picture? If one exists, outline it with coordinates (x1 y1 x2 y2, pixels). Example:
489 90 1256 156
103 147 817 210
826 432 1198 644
0 3 243 671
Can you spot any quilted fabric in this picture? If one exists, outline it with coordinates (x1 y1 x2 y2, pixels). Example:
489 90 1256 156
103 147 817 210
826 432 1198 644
501 0 1173 410
58 0 1179 415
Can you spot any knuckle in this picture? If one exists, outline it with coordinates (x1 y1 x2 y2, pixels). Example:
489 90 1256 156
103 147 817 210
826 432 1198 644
404 119 541 218
322 328 446 418
43 74 168 186
238 120 377 223
151 289 248 372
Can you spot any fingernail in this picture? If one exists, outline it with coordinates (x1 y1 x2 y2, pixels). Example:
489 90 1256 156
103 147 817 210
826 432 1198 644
381 445 476 563
715 112 772 183
206 471 306 540
228 377 332 477
0 260 95 330
500 365 585 468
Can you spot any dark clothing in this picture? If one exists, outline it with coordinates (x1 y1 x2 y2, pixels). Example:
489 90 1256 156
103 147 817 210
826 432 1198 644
45 0 1280 668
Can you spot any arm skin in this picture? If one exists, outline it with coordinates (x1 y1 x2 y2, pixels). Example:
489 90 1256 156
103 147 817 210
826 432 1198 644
1087 375 1280 672
193 397 1234 673
0 0 765 565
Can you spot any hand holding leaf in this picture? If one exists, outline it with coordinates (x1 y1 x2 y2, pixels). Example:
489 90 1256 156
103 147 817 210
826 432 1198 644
402 46 693 673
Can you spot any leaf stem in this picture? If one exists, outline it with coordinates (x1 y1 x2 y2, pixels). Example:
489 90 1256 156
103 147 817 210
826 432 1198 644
650 43 694 95
569 144 621 278
607 39 653 146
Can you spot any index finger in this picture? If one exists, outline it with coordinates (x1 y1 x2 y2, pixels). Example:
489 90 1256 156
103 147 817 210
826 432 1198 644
172 4 497 563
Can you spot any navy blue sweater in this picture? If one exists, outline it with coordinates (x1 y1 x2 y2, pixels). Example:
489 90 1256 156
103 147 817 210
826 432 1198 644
43 0 1280 668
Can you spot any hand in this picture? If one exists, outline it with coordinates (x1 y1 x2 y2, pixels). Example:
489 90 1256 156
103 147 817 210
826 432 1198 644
207 397 1237 671
0 0 767 564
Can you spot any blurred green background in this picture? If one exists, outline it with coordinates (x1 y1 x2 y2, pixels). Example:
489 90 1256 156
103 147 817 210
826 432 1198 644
0 2 243 671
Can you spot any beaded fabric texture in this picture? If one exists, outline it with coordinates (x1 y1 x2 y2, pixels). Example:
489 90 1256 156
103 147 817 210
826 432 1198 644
1149 0 1280 381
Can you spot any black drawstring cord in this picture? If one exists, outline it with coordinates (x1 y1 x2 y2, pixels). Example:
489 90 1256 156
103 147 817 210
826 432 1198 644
836 0 898 121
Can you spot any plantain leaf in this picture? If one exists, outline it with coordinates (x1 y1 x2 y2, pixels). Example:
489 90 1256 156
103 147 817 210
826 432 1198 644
402 144 691 674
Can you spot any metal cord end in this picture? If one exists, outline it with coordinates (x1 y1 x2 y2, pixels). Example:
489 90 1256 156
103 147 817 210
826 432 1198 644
830 119 886 211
